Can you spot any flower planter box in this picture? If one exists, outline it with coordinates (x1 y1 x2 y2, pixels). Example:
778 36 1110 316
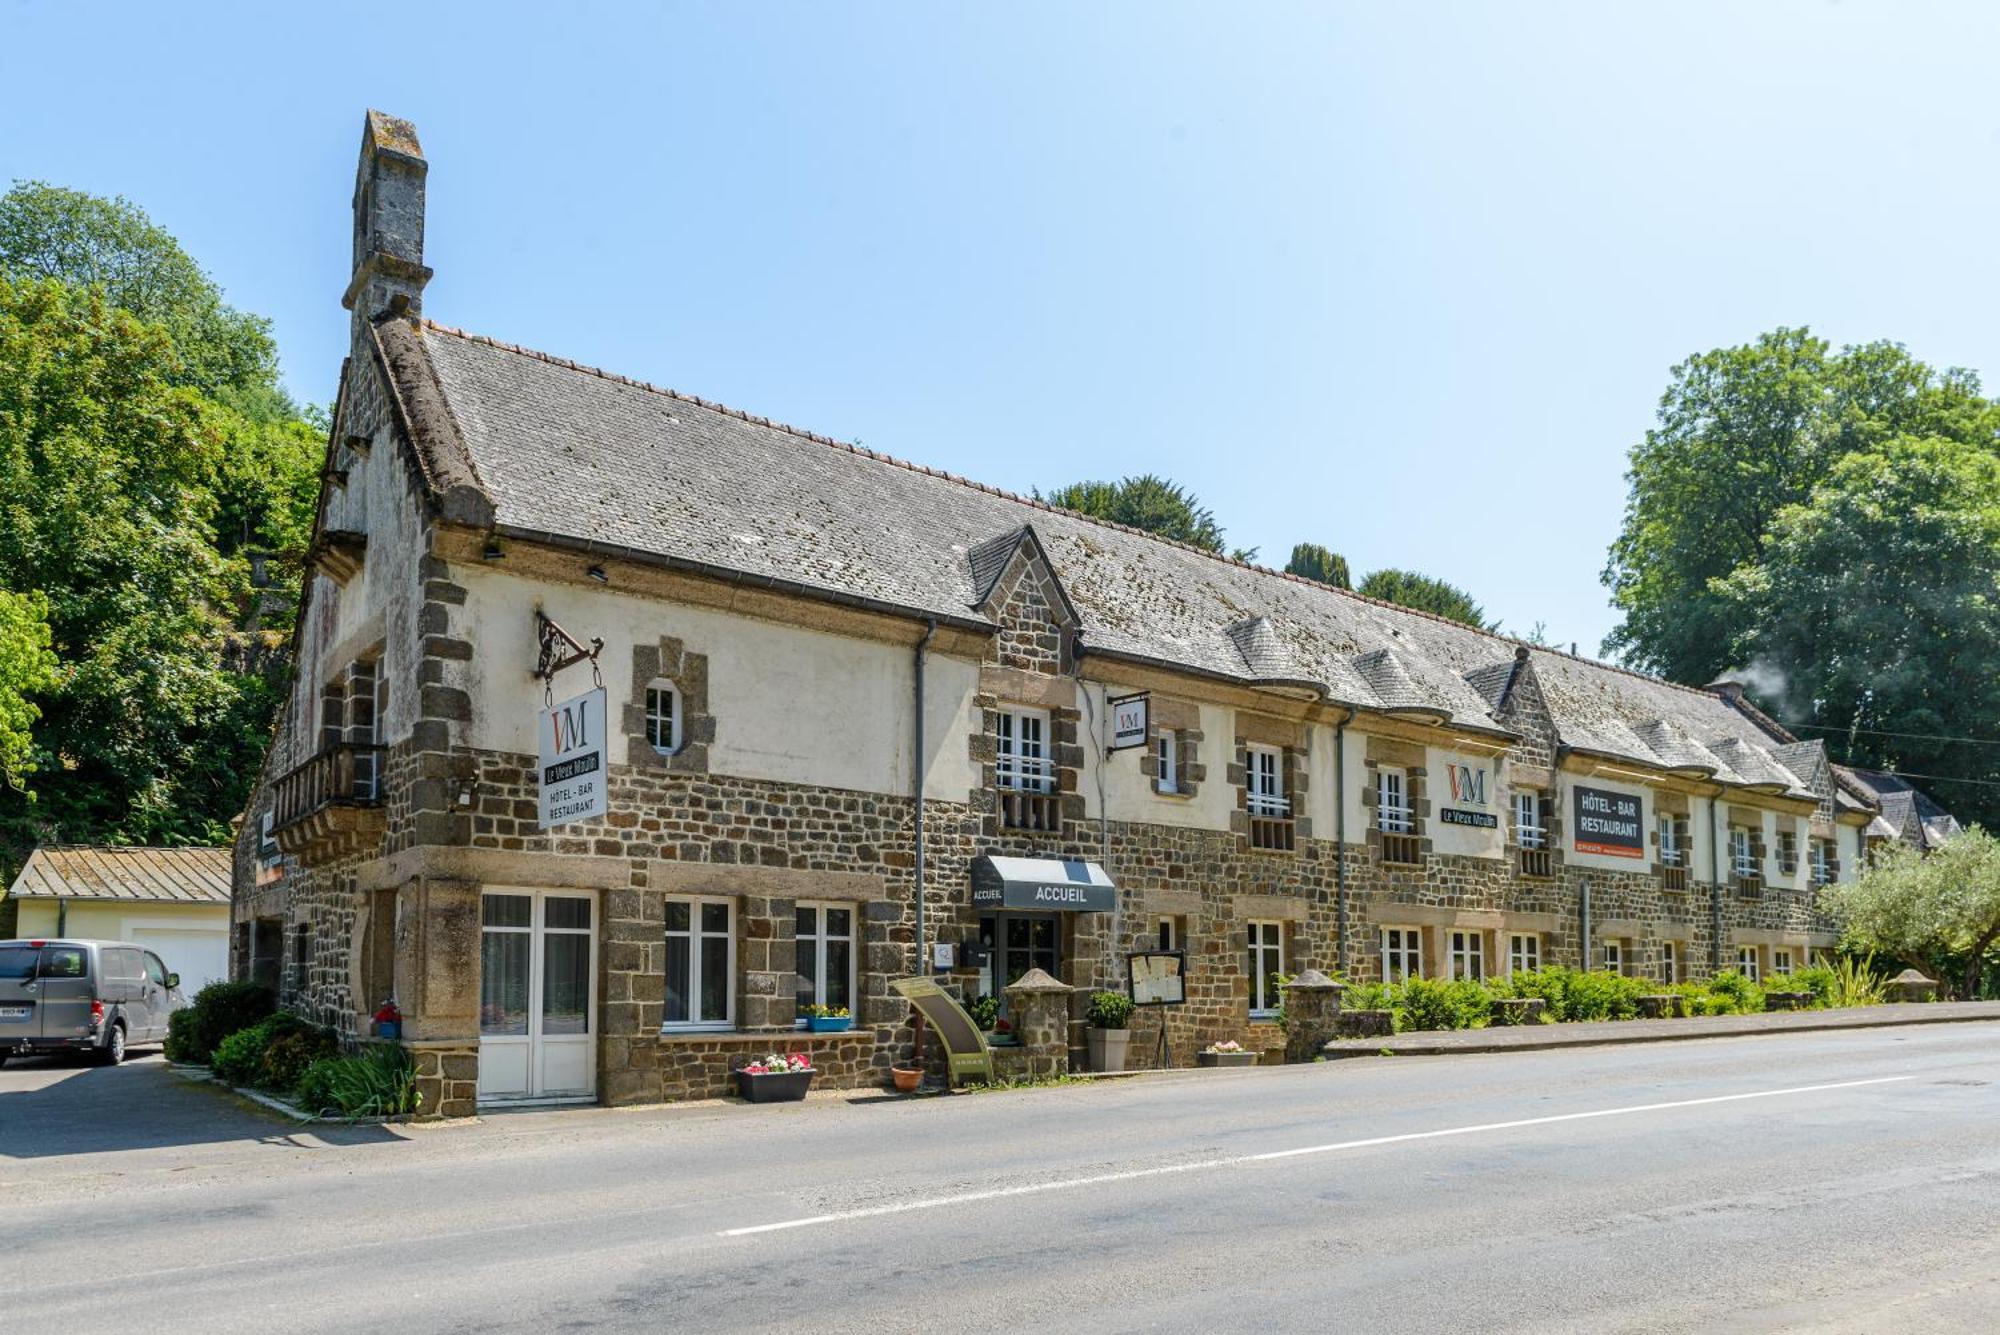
1763 991 1813 1012
1489 997 1546 1026
1198 1050 1259 1068
1087 1028 1131 1073
736 1069 815 1103
805 1015 852 1033
1335 1009 1396 1039
1638 994 1689 1019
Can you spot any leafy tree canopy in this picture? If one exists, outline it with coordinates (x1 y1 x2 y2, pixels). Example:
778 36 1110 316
1039 474 1247 557
1821 829 2000 998
1284 542 1351 589
0 181 280 401
0 588 57 789
1356 567 1493 629
1602 328 2000 682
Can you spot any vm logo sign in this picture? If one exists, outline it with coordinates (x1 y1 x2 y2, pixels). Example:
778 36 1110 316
1446 763 1487 805
550 699 592 754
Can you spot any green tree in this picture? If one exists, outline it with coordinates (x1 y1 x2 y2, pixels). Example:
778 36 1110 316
1357 568 1493 629
0 588 57 789
1821 830 2000 998
1601 329 1999 681
1039 475 1234 554
0 181 278 398
0 276 269 850
1284 542 1351 589
1715 437 2000 827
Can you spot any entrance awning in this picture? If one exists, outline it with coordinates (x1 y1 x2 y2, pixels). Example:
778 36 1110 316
971 855 1116 913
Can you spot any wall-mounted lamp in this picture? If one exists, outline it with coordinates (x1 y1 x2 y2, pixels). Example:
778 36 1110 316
482 539 503 561
586 564 608 584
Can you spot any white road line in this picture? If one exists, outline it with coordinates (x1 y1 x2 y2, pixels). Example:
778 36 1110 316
720 1074 1914 1237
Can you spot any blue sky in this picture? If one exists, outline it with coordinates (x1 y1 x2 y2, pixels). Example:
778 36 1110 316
5 2 1997 656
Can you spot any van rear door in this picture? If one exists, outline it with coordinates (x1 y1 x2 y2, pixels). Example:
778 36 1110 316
0 944 40 1043
35 944 95 1045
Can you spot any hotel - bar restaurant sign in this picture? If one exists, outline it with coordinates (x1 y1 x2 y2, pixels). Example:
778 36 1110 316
538 686 608 829
1572 783 1644 858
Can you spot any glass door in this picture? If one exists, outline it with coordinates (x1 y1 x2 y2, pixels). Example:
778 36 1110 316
979 914 1061 1015
478 889 597 1104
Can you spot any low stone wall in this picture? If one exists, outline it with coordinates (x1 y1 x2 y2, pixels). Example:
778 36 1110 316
409 1040 480 1119
634 1031 879 1104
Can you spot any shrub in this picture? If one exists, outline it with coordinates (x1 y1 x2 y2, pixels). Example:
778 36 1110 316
1085 989 1135 1029
1397 976 1490 1031
967 993 1000 1031
209 1011 339 1093
1830 953 1886 1007
1342 981 1395 1013
1562 969 1649 1021
1705 970 1765 1015
1495 966 1576 1019
295 1044 419 1119
211 1023 271 1087
164 979 275 1065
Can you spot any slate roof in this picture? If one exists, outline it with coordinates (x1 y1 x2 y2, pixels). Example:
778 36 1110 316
382 318 1855 803
1839 769 1963 849
7 846 233 905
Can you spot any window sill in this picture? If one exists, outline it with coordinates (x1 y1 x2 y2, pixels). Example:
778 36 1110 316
1247 1011 1279 1023
658 1029 874 1046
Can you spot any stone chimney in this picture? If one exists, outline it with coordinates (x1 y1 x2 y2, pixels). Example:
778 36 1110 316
343 110 431 341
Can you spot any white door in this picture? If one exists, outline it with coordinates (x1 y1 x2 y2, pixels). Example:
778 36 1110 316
478 889 597 1104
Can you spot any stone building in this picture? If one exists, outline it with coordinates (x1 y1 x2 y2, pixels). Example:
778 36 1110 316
235 112 1889 1117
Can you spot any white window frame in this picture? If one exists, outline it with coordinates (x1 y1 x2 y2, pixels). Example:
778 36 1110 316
348 658 387 799
1773 948 1793 975
645 679 681 754
1377 767 1412 834
1448 929 1485 981
1730 828 1757 879
794 901 855 1025
1602 939 1623 975
1382 926 1424 983
1247 920 1284 1017
1155 729 1180 794
1736 945 1761 981
259 811 278 864
663 895 735 1031
1508 932 1540 975
1660 940 1678 984
1247 745 1287 817
1513 789 1545 849
1658 814 1683 867
1810 838 1832 886
996 708 1055 793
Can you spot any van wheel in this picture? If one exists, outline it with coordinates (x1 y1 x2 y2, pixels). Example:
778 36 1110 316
95 1023 126 1067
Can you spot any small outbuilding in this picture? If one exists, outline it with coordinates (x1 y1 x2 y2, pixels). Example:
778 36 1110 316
3 846 233 991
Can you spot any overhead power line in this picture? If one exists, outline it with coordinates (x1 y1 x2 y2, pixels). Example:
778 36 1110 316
1788 721 2000 749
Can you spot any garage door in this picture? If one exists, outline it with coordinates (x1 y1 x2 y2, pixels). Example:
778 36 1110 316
126 928 230 992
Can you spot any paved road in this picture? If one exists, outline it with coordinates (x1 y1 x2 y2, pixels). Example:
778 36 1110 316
4 1025 1998 1333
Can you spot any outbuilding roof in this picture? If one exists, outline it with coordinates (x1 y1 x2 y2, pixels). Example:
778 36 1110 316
7 846 233 905
376 318 1840 802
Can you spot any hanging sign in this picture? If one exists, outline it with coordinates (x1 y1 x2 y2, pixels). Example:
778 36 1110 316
538 686 608 829
1573 784 1644 858
1109 692 1150 751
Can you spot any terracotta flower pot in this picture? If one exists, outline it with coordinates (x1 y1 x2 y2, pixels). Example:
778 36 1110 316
891 1065 922 1093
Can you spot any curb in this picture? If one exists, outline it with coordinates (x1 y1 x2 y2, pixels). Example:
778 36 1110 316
1319 1004 2000 1060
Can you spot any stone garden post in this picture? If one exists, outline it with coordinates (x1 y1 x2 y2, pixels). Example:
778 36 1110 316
1281 969 1343 1064
1005 968 1074 1079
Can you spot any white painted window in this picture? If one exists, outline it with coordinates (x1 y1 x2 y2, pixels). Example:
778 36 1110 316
1730 828 1757 879
1513 788 1545 849
664 897 734 1029
996 709 1055 793
794 903 854 1022
1377 767 1412 834
1736 945 1761 981
1811 839 1833 886
645 680 681 753
1661 941 1678 984
1448 930 1485 981
1602 939 1623 975
1382 926 1424 983
1155 730 1180 794
259 811 278 863
1508 932 1540 974
348 658 387 799
1247 745 1287 817
1658 815 1683 867
1246 921 1284 1017
1773 949 1793 975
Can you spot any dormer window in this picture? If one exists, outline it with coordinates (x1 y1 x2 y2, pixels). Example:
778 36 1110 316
645 681 681 754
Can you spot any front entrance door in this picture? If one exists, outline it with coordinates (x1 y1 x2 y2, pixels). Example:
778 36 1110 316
979 914 1061 1012
478 889 597 1104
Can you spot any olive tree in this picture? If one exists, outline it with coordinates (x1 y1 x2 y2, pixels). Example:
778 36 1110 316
1820 829 2000 999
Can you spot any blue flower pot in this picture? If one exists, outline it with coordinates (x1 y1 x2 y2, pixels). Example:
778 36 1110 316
807 1015 852 1033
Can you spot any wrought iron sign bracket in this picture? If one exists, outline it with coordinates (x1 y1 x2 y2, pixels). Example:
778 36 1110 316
534 609 603 702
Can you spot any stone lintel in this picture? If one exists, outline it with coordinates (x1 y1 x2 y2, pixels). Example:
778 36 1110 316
357 845 632 893
643 861 885 902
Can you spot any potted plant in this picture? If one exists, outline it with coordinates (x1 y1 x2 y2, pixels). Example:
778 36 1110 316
736 1052 815 1103
1198 1040 1258 1068
890 1064 923 1093
1085 989 1136 1073
803 1003 853 1033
